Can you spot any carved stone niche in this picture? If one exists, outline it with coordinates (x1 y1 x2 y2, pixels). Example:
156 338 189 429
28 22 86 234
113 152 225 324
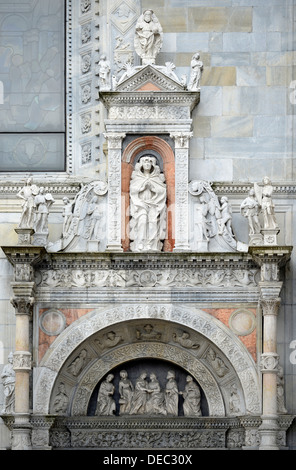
87 358 208 418
99 64 200 253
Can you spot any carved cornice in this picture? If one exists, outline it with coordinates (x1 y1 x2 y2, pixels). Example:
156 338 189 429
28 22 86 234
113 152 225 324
1 181 296 198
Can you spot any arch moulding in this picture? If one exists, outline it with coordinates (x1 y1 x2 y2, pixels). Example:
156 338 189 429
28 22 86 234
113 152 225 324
33 304 261 416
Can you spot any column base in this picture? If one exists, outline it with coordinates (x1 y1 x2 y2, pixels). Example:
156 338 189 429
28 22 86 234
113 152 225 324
11 413 32 450
259 414 279 450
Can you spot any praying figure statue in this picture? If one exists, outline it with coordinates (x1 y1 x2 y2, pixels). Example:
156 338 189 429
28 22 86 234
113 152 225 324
129 155 167 252
134 10 163 65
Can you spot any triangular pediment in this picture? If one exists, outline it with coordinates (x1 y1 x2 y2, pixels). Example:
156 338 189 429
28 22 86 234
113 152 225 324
116 64 186 93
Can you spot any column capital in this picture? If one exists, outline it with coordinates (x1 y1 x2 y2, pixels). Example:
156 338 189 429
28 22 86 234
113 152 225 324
259 297 281 316
170 131 193 149
103 132 126 148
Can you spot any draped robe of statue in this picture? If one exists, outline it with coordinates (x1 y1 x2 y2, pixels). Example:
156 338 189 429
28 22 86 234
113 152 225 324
129 156 167 252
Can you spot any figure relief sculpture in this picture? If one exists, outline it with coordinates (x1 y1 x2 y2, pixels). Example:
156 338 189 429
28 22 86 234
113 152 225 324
94 369 203 417
129 372 149 415
240 188 262 239
134 10 163 65
96 374 116 416
188 53 203 91
189 180 243 253
229 384 241 415
206 347 229 378
67 349 88 377
62 197 74 239
129 156 167 252
17 177 39 229
118 370 134 415
146 373 167 415
172 331 200 350
49 180 108 253
1 352 15 414
165 371 179 416
97 54 111 91
180 375 201 417
87 195 105 241
52 382 69 415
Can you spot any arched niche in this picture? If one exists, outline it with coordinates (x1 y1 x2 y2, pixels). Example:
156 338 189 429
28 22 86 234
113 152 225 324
34 305 261 417
121 136 175 252
87 358 209 417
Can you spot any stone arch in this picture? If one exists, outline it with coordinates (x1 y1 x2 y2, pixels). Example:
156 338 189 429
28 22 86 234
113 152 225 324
34 304 261 417
122 136 175 251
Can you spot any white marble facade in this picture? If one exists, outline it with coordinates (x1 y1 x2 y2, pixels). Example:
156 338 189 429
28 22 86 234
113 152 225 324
0 0 295 452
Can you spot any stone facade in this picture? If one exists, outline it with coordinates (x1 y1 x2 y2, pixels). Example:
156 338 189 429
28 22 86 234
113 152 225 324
0 0 295 451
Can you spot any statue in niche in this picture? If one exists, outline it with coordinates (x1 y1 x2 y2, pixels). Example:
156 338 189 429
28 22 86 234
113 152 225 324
129 156 167 252
172 331 200 350
1 352 15 414
96 374 116 416
240 188 262 236
188 52 203 91
17 177 39 229
180 375 201 417
118 370 134 415
134 10 163 65
146 373 167 415
129 372 149 415
136 323 162 341
165 371 179 416
67 349 87 377
254 177 279 230
206 347 229 378
53 382 69 415
34 187 55 235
